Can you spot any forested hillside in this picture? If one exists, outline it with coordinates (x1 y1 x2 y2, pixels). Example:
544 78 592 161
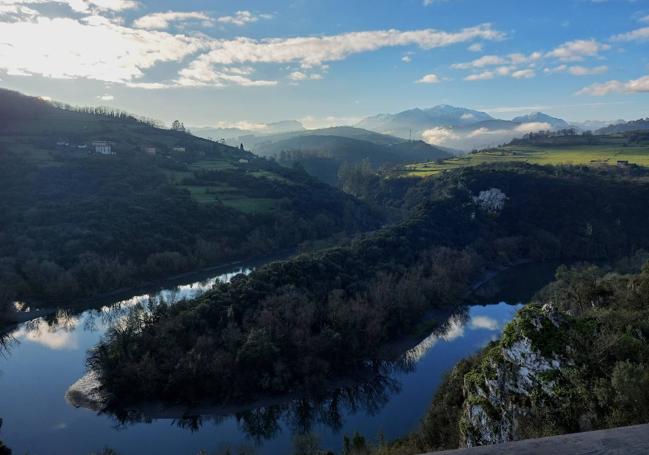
251 128 450 186
0 89 379 317
91 164 649 408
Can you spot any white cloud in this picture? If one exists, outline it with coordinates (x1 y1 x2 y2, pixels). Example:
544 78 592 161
465 71 495 81
544 64 607 75
545 39 609 61
422 122 553 151
176 24 504 87
641 15 649 24
512 68 536 79
0 4 504 90
5 0 139 13
189 24 504 69
288 70 322 81
14 317 80 350
453 39 608 83
470 316 499 330
299 114 364 129
0 3 39 20
577 74 649 95
133 11 212 30
177 62 277 87
416 73 440 84
611 26 649 42
402 55 412 63
0 16 208 83
421 126 459 144
514 122 552 133
97 93 114 100
452 52 541 70
216 10 269 26
452 54 507 69
468 42 483 52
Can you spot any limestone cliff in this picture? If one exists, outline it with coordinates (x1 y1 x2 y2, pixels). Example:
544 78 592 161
460 304 574 446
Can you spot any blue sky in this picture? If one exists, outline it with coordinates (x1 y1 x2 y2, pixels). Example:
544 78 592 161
0 0 647 128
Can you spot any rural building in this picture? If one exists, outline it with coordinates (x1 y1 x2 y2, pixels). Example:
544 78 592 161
173 146 186 152
91 141 114 155
238 158 249 164
144 146 157 156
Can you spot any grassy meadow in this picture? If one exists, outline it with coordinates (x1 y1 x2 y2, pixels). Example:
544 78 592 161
402 142 649 177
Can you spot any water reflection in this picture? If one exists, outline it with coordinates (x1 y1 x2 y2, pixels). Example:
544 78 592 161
0 261 552 455
103 370 402 443
6 268 251 354
95 307 484 442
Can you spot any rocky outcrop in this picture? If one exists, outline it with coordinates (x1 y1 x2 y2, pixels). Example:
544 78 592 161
460 304 572 447
473 188 507 214
65 370 106 411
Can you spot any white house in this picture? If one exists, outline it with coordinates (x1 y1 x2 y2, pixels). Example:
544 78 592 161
91 141 114 155
144 146 156 156
173 146 186 152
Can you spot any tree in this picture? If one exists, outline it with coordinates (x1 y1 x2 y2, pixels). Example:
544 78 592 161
171 120 185 132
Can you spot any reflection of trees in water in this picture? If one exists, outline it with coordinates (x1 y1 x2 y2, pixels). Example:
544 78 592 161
0 332 16 361
93 307 476 444
102 370 402 443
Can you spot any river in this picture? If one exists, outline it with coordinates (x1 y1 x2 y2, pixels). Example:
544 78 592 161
0 261 560 455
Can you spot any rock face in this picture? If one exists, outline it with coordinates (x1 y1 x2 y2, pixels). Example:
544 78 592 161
460 304 571 447
473 188 507 214
65 370 106 411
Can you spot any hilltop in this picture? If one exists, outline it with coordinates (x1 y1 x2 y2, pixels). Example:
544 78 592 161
251 127 451 185
0 89 379 310
596 118 649 135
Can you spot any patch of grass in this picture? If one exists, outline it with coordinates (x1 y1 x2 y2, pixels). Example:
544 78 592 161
188 159 236 171
401 143 649 177
220 196 282 214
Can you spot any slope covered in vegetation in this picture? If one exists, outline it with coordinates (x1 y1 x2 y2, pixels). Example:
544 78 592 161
90 164 649 408
0 89 379 315
374 258 649 454
252 130 450 186
403 131 649 177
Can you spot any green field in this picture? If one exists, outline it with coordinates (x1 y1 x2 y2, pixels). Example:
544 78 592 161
403 143 649 177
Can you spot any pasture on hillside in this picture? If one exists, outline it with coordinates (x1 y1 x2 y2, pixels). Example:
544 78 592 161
403 143 649 176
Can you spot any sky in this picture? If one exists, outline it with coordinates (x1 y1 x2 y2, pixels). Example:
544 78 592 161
0 0 648 128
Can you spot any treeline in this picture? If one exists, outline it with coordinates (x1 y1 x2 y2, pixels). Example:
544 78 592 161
91 164 649 408
0 150 378 316
0 88 161 129
373 257 649 454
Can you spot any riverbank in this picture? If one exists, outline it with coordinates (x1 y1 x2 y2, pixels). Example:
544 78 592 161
1 249 295 334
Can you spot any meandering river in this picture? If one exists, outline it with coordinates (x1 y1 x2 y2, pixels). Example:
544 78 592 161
0 261 560 455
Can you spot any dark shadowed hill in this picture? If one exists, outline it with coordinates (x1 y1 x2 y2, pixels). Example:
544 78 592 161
252 130 451 185
0 88 380 311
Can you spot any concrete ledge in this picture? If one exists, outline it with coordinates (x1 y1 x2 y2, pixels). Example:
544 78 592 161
426 424 649 455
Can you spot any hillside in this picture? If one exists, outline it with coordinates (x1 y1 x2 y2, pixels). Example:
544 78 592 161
375 259 649 454
403 131 649 177
253 133 450 185
88 163 649 409
0 89 380 311
247 127 450 185
597 118 649 135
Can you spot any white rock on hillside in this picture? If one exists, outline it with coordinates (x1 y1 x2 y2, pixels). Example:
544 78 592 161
461 305 569 447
